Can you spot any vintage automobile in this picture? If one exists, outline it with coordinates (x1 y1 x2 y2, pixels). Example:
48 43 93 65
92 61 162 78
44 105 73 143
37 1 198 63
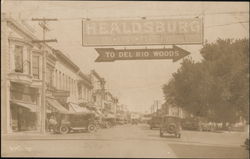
181 117 201 131
148 116 162 129
244 138 249 150
55 112 98 134
160 115 182 138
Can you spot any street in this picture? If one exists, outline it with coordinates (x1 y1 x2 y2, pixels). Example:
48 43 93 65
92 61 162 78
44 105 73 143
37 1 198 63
2 124 249 158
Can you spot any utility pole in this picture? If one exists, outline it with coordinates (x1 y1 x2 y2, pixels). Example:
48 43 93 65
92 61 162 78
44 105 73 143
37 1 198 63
32 18 57 134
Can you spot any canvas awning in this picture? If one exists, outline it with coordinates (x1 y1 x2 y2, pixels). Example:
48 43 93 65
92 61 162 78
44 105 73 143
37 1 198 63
68 102 92 114
46 97 70 114
104 113 115 119
10 100 36 112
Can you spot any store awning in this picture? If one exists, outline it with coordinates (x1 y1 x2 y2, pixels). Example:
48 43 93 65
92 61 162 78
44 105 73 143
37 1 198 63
46 98 69 114
68 103 92 114
104 113 116 119
10 100 36 112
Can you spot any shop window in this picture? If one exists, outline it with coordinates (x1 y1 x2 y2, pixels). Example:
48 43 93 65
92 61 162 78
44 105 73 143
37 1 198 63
10 83 38 104
32 55 40 79
14 45 23 73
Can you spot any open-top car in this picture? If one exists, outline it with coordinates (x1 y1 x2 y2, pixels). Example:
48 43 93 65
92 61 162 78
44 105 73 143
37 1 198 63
160 115 182 138
55 112 98 134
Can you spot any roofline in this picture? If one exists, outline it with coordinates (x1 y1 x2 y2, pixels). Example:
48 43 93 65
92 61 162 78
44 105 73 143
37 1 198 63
91 70 102 80
2 13 54 50
79 71 92 84
53 49 80 72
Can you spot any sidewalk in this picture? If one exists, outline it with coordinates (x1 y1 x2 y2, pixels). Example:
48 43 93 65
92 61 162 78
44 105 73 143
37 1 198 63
180 130 248 147
1 131 58 140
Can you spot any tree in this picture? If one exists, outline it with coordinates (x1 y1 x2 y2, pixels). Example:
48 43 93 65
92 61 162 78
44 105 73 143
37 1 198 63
163 38 249 123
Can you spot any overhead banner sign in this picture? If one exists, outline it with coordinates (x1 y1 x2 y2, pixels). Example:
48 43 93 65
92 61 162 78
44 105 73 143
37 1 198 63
95 45 190 62
82 18 203 46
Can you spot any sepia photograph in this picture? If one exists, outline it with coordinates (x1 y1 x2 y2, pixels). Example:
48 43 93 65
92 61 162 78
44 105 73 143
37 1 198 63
1 0 249 158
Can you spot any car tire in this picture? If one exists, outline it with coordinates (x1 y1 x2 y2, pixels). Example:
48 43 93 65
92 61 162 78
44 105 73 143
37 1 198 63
160 131 163 137
168 124 177 134
59 126 69 134
88 124 96 133
178 133 181 138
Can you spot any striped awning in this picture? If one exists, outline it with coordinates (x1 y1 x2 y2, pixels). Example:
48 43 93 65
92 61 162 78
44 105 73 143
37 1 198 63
46 97 70 114
68 103 92 114
10 100 36 112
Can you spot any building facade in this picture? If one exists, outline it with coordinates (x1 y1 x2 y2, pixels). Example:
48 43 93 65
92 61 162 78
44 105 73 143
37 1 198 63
1 13 55 133
1 14 93 134
90 70 106 110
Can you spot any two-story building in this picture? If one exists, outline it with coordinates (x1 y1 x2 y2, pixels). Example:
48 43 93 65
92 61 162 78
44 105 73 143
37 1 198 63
1 14 94 134
90 70 105 110
1 13 57 133
103 92 118 115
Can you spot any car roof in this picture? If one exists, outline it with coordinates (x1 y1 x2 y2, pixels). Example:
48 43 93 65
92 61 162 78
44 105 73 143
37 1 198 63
162 115 181 119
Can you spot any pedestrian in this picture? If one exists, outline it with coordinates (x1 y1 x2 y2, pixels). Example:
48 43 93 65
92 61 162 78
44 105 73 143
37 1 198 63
49 115 58 133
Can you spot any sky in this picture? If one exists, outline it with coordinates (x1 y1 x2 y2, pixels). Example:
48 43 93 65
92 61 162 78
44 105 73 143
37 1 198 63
2 1 249 113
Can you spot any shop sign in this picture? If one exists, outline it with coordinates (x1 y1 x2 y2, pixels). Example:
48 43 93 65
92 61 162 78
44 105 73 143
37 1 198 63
82 18 203 46
95 45 190 62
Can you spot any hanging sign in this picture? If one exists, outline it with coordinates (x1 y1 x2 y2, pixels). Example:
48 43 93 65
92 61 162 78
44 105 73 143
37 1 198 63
95 45 190 62
82 18 203 46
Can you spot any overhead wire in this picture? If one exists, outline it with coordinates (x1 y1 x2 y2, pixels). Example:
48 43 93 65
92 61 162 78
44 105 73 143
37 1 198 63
19 10 249 21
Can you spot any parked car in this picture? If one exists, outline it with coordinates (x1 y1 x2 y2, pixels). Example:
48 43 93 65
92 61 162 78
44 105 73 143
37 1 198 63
181 117 201 131
131 119 139 125
116 118 126 125
160 115 182 138
200 122 216 131
148 116 162 129
244 138 249 150
55 112 98 134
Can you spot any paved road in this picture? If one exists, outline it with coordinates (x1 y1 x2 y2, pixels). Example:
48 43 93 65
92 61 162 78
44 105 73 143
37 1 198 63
2 124 249 158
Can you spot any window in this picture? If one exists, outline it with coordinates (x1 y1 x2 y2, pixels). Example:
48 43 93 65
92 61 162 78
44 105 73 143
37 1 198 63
46 66 53 87
32 56 40 79
78 83 82 99
55 70 58 88
27 49 31 75
14 45 23 73
59 71 62 89
62 74 65 90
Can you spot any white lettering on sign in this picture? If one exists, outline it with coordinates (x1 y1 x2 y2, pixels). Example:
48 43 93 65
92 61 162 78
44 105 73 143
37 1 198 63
135 51 149 57
178 21 188 33
155 22 165 33
99 23 108 34
153 51 179 57
132 23 141 33
143 22 154 33
118 52 133 58
82 18 203 45
105 52 115 58
84 20 201 35
110 23 120 34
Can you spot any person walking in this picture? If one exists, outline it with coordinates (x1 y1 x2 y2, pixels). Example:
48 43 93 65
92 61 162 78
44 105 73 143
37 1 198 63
49 115 58 133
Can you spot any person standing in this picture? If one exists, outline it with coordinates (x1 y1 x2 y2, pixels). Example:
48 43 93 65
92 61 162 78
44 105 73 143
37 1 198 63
49 115 58 133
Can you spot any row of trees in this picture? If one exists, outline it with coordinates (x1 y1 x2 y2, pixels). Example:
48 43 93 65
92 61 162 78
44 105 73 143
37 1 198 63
163 39 249 124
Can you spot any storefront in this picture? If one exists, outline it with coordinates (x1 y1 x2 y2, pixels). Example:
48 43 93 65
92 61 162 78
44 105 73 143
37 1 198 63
46 96 71 131
10 82 39 132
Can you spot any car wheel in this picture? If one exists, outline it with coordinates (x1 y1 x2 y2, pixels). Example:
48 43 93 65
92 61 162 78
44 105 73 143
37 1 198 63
168 124 177 134
178 133 181 138
88 124 96 133
59 126 69 134
160 131 163 137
